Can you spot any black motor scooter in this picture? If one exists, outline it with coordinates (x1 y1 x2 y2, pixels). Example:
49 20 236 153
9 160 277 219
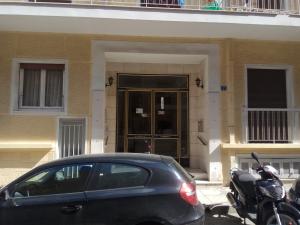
289 177 300 210
227 152 300 225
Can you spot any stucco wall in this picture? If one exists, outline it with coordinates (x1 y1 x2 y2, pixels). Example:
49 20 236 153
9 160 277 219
220 40 300 184
228 40 300 143
0 32 91 185
0 151 54 185
0 31 300 185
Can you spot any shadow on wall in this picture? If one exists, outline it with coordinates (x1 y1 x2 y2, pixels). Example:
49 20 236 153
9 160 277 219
0 151 51 186
0 151 50 168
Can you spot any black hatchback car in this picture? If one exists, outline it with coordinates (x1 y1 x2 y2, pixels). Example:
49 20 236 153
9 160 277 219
0 153 204 225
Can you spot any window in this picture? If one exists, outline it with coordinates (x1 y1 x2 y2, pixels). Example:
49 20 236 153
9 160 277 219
257 0 281 9
12 164 93 198
88 163 149 190
239 156 300 179
13 61 66 112
59 119 86 158
246 68 289 143
118 74 188 89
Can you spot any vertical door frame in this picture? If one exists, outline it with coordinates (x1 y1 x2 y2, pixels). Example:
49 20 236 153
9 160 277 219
152 90 181 161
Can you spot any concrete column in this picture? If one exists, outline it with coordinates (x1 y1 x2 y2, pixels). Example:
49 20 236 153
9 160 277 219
205 46 222 181
91 43 106 154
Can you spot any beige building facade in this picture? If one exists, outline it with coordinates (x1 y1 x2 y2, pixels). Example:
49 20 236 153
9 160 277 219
0 1 300 185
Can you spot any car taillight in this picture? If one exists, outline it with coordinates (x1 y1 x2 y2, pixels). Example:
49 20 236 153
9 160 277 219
179 182 199 206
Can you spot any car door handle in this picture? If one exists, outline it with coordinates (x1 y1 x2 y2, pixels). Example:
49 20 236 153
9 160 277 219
61 205 82 214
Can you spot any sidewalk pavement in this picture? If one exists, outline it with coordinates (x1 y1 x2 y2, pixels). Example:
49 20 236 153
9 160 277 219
197 185 230 206
197 183 293 206
198 183 293 225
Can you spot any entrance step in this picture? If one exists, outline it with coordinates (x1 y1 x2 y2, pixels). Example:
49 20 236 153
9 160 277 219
185 168 209 181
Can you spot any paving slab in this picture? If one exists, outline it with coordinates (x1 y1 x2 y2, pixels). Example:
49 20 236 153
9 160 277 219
197 183 293 206
197 185 229 205
200 183 293 225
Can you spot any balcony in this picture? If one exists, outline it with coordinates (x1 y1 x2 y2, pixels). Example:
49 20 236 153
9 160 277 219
243 108 300 144
0 0 299 15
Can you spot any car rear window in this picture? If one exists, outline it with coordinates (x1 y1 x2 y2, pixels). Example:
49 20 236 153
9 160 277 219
88 163 149 190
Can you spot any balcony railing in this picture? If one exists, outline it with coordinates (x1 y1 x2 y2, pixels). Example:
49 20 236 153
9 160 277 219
243 108 300 144
0 0 299 15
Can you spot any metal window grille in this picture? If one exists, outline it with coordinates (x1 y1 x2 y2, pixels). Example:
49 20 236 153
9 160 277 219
239 157 300 179
59 119 86 158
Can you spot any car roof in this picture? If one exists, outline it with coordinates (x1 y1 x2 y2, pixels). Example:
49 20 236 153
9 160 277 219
40 153 171 168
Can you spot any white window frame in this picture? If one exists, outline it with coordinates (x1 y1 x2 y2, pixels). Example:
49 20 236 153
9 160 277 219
11 58 68 115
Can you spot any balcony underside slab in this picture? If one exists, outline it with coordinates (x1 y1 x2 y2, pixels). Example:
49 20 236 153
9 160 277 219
0 3 300 41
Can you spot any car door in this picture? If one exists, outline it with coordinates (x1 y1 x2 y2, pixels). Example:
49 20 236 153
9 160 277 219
0 163 93 225
84 162 150 225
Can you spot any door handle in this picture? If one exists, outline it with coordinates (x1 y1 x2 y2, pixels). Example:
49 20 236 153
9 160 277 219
61 205 82 214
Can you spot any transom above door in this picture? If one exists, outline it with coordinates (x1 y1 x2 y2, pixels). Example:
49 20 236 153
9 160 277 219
116 74 189 167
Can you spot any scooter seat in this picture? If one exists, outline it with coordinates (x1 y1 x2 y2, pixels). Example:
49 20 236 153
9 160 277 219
233 170 257 200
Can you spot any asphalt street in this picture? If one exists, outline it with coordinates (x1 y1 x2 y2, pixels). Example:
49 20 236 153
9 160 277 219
206 214 245 225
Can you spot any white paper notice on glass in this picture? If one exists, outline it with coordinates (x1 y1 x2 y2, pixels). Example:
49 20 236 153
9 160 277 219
136 108 143 114
161 97 165 110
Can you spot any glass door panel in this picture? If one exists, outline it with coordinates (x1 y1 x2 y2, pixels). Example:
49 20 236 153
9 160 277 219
116 76 189 166
128 91 151 135
154 139 178 158
155 92 177 135
128 138 152 153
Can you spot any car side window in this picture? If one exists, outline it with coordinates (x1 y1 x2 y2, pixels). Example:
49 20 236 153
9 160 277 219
88 163 149 190
12 164 93 198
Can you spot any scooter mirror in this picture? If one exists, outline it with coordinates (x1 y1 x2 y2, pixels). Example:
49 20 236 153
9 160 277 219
251 152 260 164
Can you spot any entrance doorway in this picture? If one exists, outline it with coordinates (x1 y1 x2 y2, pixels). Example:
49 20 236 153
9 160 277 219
116 74 189 166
